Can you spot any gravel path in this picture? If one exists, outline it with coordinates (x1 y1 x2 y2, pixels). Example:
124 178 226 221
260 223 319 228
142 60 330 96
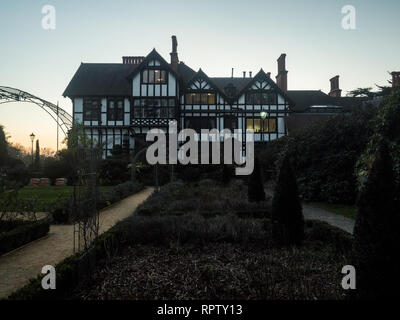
0 187 154 299
264 188 355 235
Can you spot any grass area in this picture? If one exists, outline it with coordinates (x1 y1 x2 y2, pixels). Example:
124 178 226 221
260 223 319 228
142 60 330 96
1 186 114 212
311 202 357 220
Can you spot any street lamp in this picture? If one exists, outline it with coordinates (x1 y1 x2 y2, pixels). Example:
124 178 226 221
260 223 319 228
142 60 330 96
260 112 267 140
30 133 35 166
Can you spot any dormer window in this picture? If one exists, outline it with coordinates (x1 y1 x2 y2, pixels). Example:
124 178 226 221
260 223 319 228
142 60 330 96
142 69 167 84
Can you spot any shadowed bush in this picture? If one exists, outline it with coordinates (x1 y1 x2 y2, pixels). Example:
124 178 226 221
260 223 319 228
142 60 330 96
272 153 304 246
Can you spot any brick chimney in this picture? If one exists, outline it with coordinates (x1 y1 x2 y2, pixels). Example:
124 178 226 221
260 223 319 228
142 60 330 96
170 35 179 72
392 72 400 88
122 56 145 64
329 75 342 97
276 54 288 92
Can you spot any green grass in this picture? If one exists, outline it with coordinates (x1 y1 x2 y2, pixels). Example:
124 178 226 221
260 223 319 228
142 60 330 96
2 186 114 211
312 202 357 220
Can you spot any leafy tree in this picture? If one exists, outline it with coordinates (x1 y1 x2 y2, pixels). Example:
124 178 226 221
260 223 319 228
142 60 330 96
347 87 375 98
0 125 8 167
247 157 265 202
99 144 130 185
351 139 400 299
34 139 40 171
258 104 377 204
272 152 304 246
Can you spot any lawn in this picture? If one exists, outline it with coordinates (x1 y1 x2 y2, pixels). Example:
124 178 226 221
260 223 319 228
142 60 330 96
1 186 114 212
311 202 357 220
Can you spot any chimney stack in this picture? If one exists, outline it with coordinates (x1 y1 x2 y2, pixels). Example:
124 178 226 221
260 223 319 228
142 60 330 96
122 56 145 64
170 35 179 72
276 54 288 92
249 71 252 78
329 75 342 97
243 71 246 78
266 72 271 78
392 72 400 88
231 68 234 78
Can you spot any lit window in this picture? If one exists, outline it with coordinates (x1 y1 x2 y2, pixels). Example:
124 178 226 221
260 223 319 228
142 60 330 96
142 69 167 84
185 93 215 105
246 118 277 132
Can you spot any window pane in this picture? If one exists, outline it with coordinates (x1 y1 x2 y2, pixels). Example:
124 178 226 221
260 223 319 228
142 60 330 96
201 93 208 105
108 101 115 120
186 94 193 104
148 70 154 83
208 93 215 104
117 100 124 120
154 69 161 83
161 99 168 107
246 119 254 131
134 99 141 106
194 93 201 104
269 118 277 132
169 108 175 118
134 107 142 118
168 99 175 107
253 119 261 132
142 70 148 83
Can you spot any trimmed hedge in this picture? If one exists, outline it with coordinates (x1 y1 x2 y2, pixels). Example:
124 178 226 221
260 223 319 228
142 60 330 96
305 219 353 254
0 219 50 256
52 181 144 224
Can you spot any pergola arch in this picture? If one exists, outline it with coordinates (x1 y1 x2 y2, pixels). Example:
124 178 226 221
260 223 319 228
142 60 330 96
0 86 73 136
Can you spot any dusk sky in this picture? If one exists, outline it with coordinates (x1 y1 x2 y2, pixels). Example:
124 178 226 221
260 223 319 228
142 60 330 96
1 0 399 150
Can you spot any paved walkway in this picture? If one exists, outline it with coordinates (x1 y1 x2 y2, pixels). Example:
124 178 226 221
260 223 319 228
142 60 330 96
0 187 154 299
264 188 355 234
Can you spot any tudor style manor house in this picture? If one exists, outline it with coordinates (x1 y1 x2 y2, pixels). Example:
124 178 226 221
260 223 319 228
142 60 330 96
63 36 362 157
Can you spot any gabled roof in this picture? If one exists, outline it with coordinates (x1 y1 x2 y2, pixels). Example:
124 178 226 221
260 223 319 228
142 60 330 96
177 62 197 84
233 69 295 105
211 77 252 96
184 69 228 99
63 63 138 97
126 48 178 80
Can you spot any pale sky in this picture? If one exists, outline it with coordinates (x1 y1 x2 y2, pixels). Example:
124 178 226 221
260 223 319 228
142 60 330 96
1 0 399 150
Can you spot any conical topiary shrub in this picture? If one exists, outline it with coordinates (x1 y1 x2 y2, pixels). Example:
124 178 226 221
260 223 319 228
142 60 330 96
247 157 266 202
351 139 400 299
272 152 304 246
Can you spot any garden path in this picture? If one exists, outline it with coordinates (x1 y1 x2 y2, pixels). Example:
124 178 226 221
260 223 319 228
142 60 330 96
0 187 154 299
264 188 355 234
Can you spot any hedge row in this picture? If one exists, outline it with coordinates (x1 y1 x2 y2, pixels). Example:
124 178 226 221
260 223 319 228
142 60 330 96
52 181 144 224
0 219 50 256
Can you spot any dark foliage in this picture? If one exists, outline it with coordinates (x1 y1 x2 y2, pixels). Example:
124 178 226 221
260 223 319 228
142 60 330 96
258 104 377 204
99 145 130 186
272 153 304 246
0 219 50 256
221 165 233 185
247 158 266 202
351 140 400 299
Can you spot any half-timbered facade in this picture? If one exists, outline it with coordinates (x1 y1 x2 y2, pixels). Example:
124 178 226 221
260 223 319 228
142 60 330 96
65 35 343 158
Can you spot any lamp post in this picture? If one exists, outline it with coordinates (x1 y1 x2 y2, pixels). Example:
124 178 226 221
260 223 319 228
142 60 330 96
260 112 267 140
30 133 35 167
